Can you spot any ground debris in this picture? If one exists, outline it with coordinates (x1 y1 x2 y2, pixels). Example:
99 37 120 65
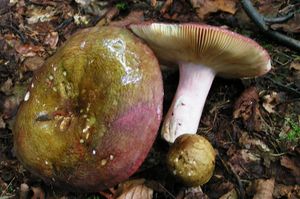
233 87 266 131
190 0 238 19
247 178 275 199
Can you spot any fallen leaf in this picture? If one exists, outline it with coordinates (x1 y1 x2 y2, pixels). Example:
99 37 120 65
190 0 237 19
251 178 275 199
257 0 283 17
262 91 285 113
20 183 29 199
290 61 300 90
26 5 57 24
31 186 45 199
280 156 300 184
239 132 275 167
109 11 144 27
44 32 59 49
219 188 238 199
115 179 153 199
23 56 44 71
273 183 300 198
228 149 264 178
290 61 300 71
233 87 263 131
15 43 44 57
271 14 300 33
177 186 209 199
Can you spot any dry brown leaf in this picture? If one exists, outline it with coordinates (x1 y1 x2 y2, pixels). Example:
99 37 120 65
257 0 283 17
290 62 300 71
23 56 44 71
280 156 300 184
109 11 144 28
115 179 153 199
252 178 275 199
20 183 29 199
26 5 57 24
271 14 300 33
273 184 300 198
219 188 238 199
15 43 45 57
44 32 59 49
190 0 237 19
177 186 209 199
233 87 263 131
31 186 45 199
262 91 286 114
228 149 263 177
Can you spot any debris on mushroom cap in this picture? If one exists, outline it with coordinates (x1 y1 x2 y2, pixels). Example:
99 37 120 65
130 23 271 78
166 134 216 187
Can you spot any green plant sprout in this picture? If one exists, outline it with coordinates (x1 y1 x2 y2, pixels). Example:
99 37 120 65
280 118 300 143
116 2 128 10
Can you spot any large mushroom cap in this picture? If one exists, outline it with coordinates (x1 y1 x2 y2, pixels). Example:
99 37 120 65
13 26 163 192
130 23 271 78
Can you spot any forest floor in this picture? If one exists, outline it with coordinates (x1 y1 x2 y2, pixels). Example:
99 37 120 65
0 0 299 199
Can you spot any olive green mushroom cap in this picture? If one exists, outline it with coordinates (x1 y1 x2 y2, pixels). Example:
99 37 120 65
130 23 271 78
13 26 163 192
166 134 216 187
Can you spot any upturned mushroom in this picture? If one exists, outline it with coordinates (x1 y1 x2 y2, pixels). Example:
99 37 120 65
130 23 271 143
13 26 163 192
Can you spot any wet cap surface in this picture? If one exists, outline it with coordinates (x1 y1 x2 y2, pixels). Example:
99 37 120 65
130 23 271 78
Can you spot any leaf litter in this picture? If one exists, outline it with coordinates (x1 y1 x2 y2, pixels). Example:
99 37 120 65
0 0 299 198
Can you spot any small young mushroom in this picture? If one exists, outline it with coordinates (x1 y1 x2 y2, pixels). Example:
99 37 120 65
166 134 215 187
13 26 163 192
130 23 271 143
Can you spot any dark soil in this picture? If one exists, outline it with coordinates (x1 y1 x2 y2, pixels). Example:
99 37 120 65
0 0 299 199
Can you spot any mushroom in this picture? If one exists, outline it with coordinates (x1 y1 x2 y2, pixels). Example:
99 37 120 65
130 23 271 143
13 26 163 192
166 134 215 187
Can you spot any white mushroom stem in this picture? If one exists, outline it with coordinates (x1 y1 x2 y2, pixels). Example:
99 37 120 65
161 62 216 143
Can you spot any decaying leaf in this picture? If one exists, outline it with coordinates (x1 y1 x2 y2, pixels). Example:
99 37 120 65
177 186 209 199
280 156 300 184
15 43 45 57
44 32 59 49
290 61 300 89
262 91 285 113
26 5 57 24
239 132 275 167
273 183 300 198
250 178 275 199
23 56 44 71
31 186 45 199
19 183 29 199
233 87 264 131
219 188 238 199
109 11 144 27
115 179 153 199
190 0 237 19
290 61 300 71
271 14 300 33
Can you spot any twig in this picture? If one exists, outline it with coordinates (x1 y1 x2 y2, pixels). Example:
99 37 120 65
0 24 27 43
240 0 300 52
55 18 73 31
264 76 300 97
264 12 295 24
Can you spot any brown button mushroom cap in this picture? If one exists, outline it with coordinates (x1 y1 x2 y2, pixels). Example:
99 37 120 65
166 134 216 187
130 23 271 143
13 26 163 192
